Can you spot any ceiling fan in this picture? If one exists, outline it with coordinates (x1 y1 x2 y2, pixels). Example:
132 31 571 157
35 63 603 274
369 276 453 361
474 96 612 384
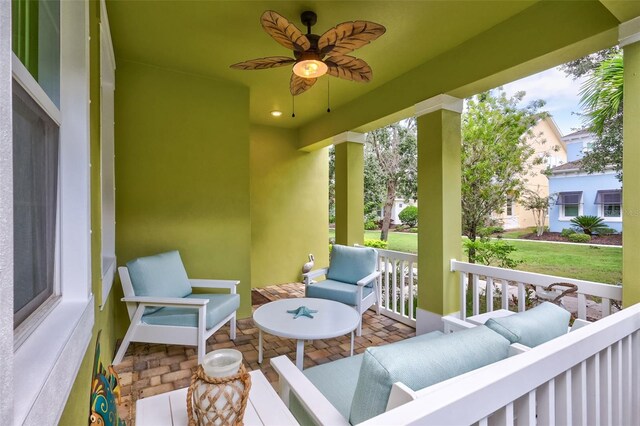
230 10 386 96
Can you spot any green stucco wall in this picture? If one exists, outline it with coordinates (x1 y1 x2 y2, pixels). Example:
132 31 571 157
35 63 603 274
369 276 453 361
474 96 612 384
60 1 118 424
250 125 329 287
112 60 252 328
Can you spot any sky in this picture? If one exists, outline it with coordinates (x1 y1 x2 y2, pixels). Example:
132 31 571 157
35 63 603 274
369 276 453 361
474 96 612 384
502 66 587 136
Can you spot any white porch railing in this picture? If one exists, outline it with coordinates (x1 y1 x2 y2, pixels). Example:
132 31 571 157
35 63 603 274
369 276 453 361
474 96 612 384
450 260 623 321
376 248 418 327
364 302 640 426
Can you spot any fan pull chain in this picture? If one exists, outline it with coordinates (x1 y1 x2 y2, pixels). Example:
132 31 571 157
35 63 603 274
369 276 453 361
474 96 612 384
327 78 331 113
291 95 296 118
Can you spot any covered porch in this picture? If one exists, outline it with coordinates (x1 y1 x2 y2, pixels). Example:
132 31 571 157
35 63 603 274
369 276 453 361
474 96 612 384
4 1 640 425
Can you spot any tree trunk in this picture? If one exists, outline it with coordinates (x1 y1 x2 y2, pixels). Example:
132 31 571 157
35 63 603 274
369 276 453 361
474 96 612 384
380 180 396 241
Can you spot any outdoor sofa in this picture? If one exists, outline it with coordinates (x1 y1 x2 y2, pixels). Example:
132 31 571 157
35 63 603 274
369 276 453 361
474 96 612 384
272 302 571 425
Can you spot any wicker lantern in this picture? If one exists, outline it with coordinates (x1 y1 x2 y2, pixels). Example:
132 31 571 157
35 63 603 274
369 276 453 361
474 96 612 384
187 349 252 426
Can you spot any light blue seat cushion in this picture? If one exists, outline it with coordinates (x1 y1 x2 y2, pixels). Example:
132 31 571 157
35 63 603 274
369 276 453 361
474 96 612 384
349 326 511 424
306 279 373 306
327 245 377 285
485 302 571 348
126 251 193 314
141 293 240 329
289 331 444 425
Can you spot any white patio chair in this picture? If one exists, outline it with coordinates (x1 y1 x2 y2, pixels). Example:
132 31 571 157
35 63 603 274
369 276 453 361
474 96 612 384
113 251 240 365
303 244 381 336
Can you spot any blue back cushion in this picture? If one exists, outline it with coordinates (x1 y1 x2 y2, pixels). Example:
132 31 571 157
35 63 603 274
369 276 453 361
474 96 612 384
327 245 377 285
485 302 571 347
126 251 192 313
349 326 511 424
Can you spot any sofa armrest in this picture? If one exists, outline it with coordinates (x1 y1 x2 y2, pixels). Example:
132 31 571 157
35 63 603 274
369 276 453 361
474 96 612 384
270 356 350 426
570 318 591 332
122 296 209 308
442 315 476 333
189 279 240 293
302 268 329 285
357 270 381 286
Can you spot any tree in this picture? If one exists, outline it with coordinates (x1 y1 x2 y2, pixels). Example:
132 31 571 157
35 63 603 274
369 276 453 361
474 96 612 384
578 53 623 180
366 119 417 241
521 187 550 237
462 89 547 262
561 48 623 181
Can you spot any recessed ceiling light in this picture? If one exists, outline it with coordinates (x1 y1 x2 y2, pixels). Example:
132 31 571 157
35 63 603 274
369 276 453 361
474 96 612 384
271 110 283 117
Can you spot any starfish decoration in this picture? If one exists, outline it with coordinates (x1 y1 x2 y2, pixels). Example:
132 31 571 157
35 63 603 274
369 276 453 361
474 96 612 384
287 306 319 319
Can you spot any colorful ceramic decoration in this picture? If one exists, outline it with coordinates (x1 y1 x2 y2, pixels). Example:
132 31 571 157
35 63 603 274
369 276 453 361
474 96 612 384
89 331 126 426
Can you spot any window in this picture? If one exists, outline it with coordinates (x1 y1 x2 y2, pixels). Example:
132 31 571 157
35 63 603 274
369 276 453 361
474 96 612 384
12 0 61 331
595 190 622 218
505 198 513 216
12 80 60 328
556 191 582 218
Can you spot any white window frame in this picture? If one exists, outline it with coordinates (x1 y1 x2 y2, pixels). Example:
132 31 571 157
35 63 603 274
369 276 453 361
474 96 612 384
6 1 94 424
505 198 514 217
11 55 63 344
559 194 583 221
597 191 622 222
100 0 117 309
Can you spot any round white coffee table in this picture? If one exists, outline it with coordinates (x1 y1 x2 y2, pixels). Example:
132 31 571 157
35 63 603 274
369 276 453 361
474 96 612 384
253 298 360 370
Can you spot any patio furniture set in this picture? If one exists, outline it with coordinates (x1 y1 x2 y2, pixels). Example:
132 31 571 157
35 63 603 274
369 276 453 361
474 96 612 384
116 244 382 424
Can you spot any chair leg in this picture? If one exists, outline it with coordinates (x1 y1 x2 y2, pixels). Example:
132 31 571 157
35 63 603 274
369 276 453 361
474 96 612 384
197 339 205 365
113 334 132 365
113 307 144 365
230 313 237 340
357 317 362 337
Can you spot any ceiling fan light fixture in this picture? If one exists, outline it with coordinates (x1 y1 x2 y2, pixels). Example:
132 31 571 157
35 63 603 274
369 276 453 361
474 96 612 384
293 59 328 79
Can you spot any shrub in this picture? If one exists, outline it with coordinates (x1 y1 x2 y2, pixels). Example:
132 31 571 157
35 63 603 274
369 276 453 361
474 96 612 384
398 206 418 227
478 225 504 237
408 227 418 233
568 233 592 243
597 227 617 235
329 214 336 224
560 228 576 237
463 238 521 269
364 239 388 249
364 219 377 230
570 215 608 236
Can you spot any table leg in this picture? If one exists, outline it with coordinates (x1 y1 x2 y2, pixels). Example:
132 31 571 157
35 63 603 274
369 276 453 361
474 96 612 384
350 331 354 357
258 329 263 364
296 339 304 370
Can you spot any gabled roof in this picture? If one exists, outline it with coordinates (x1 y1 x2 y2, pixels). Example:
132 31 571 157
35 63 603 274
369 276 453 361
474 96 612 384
563 128 591 139
549 159 583 173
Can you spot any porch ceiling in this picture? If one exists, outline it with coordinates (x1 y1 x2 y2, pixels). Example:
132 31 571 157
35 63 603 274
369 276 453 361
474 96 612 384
106 0 536 127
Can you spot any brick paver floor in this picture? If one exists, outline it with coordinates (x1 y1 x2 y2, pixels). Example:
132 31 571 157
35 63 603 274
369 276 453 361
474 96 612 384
114 282 416 424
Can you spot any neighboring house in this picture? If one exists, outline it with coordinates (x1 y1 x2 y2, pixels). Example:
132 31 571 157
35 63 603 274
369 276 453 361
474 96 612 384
381 198 417 225
548 130 622 233
494 117 567 230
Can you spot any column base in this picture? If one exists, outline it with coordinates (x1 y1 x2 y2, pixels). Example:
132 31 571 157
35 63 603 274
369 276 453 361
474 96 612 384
416 308 461 334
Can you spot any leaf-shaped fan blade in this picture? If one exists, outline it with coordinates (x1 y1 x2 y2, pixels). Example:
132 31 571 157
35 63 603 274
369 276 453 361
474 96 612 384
319 21 386 57
290 74 317 96
325 56 372 82
261 11 311 52
230 56 296 70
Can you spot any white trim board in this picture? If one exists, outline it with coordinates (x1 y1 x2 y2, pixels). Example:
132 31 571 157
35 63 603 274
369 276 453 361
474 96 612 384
415 94 463 117
619 16 640 47
332 131 365 145
0 0 14 421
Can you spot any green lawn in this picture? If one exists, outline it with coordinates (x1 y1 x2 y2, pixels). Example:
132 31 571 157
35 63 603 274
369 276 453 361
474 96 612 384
328 229 622 284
